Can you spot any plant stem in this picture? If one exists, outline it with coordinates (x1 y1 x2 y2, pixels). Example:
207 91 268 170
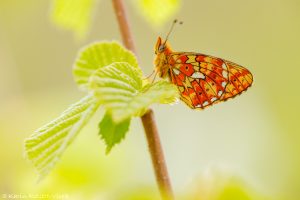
141 110 174 200
112 0 136 53
111 0 174 199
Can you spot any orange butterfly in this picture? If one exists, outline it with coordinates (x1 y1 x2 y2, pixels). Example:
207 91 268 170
154 20 253 109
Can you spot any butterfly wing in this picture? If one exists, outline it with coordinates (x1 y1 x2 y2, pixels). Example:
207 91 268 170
168 53 252 109
220 60 253 101
168 53 229 109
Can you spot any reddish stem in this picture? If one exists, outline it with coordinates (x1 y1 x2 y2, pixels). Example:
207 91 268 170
141 110 174 200
111 0 174 199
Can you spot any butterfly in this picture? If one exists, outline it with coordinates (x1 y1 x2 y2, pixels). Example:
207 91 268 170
154 20 253 109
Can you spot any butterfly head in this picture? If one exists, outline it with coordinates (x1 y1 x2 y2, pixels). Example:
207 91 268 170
155 19 182 55
154 20 182 79
154 37 171 78
155 37 171 55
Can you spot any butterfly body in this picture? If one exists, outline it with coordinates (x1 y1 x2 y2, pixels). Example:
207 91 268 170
154 36 253 109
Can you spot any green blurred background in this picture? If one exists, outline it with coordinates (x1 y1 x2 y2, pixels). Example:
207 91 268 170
0 0 300 199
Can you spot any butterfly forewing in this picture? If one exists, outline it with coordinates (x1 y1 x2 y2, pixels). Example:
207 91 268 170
168 53 231 109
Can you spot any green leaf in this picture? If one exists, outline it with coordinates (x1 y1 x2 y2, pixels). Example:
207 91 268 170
73 41 138 90
24 95 100 179
132 0 181 27
99 112 131 154
140 80 179 105
90 62 179 122
51 0 96 39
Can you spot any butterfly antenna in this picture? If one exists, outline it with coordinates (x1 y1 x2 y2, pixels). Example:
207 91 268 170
163 19 183 46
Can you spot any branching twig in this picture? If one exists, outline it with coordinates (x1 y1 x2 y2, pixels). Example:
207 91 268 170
111 0 174 199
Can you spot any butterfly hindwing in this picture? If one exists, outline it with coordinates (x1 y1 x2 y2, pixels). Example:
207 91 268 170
220 60 253 101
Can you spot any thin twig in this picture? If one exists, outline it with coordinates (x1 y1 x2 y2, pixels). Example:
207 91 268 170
111 0 174 199
141 110 174 200
112 0 136 52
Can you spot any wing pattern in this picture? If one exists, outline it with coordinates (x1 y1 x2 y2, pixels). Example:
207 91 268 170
220 60 253 101
167 53 253 109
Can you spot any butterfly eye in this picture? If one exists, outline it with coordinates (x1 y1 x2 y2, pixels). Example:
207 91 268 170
158 45 165 52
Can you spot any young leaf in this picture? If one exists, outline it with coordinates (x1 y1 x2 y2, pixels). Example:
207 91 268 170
73 41 139 90
51 0 96 39
89 62 179 122
132 0 181 27
24 95 100 179
99 112 131 154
